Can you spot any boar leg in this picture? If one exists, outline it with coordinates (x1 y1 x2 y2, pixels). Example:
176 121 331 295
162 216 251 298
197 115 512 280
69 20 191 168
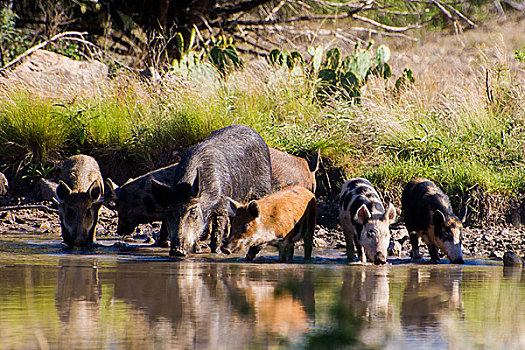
245 245 263 261
210 211 228 254
303 223 314 260
303 202 316 260
342 227 357 261
409 232 422 259
428 244 440 263
278 241 295 262
153 223 169 248
357 243 367 264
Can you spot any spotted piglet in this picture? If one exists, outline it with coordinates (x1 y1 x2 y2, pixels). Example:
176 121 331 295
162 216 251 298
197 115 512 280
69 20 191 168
339 178 396 264
402 178 465 264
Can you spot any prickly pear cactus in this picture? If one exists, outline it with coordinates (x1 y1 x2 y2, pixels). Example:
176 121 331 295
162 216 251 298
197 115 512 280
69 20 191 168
315 42 397 103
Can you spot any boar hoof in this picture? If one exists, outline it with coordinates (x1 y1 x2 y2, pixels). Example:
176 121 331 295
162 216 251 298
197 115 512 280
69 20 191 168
221 247 232 255
451 258 465 264
169 248 187 257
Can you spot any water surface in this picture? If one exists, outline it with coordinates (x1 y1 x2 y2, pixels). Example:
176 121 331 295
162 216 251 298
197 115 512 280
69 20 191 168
0 234 524 349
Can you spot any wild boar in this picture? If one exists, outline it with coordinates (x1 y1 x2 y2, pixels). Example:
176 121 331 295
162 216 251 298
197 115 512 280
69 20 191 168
151 124 273 256
104 163 179 247
401 178 465 264
222 185 316 262
0 172 8 196
55 155 104 247
269 148 319 192
338 178 396 264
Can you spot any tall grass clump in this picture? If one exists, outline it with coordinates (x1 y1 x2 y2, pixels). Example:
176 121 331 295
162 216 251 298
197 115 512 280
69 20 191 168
0 93 67 163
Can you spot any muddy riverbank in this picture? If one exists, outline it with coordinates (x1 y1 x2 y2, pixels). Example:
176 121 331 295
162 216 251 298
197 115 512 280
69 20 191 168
1 195 523 262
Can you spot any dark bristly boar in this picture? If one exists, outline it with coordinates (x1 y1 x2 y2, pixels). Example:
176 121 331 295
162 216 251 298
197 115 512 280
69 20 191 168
104 163 179 247
151 124 273 256
222 185 316 262
338 178 396 265
56 155 104 247
401 178 466 264
269 148 319 192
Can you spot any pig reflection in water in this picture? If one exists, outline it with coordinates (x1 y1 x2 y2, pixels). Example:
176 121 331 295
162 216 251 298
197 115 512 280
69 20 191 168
112 262 313 347
340 268 391 322
55 258 102 349
400 268 463 330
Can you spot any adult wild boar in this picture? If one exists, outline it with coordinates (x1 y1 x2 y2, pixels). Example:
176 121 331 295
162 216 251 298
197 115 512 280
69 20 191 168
104 163 179 247
56 155 104 247
402 178 465 264
269 148 319 192
151 124 272 256
222 185 317 262
339 178 396 264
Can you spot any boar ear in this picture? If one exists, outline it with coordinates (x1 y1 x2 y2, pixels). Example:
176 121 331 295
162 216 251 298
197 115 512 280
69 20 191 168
354 204 371 225
458 205 467 224
104 178 119 199
191 168 201 198
226 197 242 217
56 181 72 202
88 180 103 203
432 210 446 227
151 179 173 206
308 149 320 174
103 178 120 209
385 203 397 223
248 200 261 218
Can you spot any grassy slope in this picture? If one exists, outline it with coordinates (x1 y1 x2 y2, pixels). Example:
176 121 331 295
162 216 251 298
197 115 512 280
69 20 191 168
0 20 524 223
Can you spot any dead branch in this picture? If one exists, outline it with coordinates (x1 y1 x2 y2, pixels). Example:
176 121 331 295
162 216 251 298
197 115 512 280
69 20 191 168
501 0 525 11
349 27 418 40
227 0 373 26
351 14 422 32
0 31 87 73
442 1 477 27
0 204 58 213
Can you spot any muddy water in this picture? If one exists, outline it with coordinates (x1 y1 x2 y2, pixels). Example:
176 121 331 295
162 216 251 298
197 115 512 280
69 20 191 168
0 234 524 349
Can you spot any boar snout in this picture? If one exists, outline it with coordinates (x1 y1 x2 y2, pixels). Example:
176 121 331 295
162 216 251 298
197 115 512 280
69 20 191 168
374 251 387 265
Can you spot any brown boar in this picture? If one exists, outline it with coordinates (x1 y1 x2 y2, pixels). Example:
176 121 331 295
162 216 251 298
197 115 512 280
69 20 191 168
222 185 316 262
401 178 465 264
269 148 319 193
56 155 104 247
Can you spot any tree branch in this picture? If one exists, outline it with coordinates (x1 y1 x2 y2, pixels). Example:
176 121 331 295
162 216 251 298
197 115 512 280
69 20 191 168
351 14 422 32
214 0 274 17
0 31 88 73
227 1 373 26
0 204 58 213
